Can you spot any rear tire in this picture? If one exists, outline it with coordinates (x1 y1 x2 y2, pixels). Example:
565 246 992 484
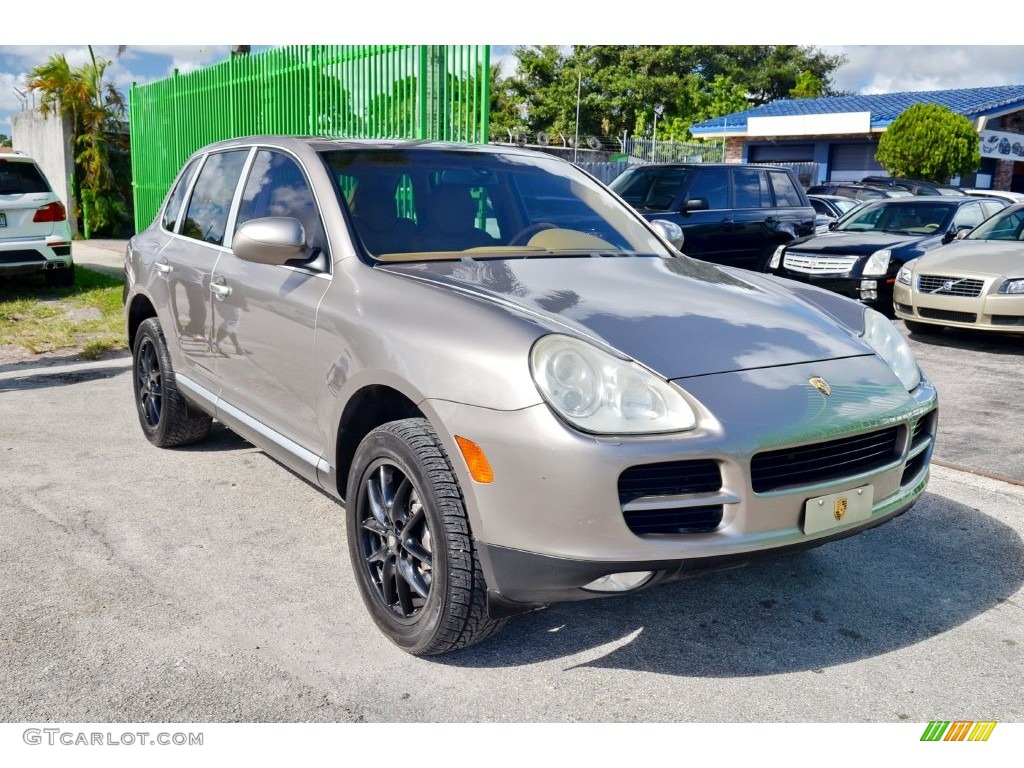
346 418 505 655
132 317 212 447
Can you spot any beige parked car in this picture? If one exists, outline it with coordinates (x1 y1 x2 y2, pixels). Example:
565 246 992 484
894 203 1024 335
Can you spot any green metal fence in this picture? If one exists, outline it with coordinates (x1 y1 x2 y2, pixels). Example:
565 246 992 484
129 45 491 233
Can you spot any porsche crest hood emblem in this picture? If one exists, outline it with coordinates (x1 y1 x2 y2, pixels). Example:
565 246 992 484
809 376 832 396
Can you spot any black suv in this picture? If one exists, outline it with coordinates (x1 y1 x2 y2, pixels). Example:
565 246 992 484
608 163 815 271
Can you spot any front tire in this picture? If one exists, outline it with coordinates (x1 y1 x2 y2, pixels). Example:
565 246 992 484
346 418 505 655
132 317 212 447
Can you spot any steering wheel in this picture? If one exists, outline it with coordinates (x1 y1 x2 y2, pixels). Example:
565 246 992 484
508 222 558 246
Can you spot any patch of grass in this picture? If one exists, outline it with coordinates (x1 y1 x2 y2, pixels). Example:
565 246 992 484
0 267 126 357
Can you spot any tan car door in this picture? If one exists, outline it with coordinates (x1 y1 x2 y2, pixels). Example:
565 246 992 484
210 148 331 462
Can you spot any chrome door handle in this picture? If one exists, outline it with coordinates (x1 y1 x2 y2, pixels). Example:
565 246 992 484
210 281 232 299
154 261 172 275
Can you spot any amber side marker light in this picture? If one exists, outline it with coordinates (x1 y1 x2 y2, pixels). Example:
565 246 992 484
455 435 494 483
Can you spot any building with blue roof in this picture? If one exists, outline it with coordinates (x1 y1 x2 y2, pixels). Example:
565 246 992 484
689 85 1024 191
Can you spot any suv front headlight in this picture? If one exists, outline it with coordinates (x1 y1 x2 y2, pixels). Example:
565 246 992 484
896 265 913 286
861 308 921 391
530 334 698 434
998 278 1024 294
768 245 785 270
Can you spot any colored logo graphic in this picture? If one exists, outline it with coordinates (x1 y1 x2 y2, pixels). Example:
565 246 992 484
921 721 997 742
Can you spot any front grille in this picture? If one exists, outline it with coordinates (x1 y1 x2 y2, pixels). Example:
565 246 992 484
624 505 723 535
901 451 929 487
751 427 901 493
0 249 45 264
783 253 858 274
919 307 977 323
618 460 721 504
917 274 984 297
992 314 1024 326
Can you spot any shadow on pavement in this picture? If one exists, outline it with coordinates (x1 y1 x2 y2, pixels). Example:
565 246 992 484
438 492 1023 674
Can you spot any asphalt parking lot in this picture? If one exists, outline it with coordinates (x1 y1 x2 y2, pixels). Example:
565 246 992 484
0 276 1021 724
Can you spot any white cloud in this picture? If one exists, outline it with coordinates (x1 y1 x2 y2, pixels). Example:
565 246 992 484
825 46 1024 94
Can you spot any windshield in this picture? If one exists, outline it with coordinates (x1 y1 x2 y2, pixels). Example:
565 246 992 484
966 207 1024 241
834 201 953 235
320 148 671 263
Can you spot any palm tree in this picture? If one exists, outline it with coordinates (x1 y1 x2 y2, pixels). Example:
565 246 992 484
26 50 128 237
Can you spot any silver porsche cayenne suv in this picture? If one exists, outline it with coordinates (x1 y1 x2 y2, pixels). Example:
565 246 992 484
124 136 938 655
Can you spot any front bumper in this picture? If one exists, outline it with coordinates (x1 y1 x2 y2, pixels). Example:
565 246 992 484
770 266 895 306
894 281 1024 333
427 355 938 612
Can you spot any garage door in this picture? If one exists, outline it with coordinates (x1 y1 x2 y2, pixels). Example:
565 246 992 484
830 142 884 181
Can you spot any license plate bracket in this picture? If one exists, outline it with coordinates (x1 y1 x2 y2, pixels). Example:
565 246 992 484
803 485 873 535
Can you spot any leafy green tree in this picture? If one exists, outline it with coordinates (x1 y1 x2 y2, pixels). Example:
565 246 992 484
498 45 846 141
875 104 981 183
790 70 825 98
0 133 12 147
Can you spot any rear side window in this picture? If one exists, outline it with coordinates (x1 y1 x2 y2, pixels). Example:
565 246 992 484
734 169 770 209
768 171 804 207
180 150 249 246
161 158 200 232
0 159 51 194
686 169 729 210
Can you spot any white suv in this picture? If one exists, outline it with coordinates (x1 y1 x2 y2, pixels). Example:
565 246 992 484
0 152 74 286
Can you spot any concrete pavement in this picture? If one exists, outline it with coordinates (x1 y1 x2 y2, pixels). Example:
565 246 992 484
73 238 129 279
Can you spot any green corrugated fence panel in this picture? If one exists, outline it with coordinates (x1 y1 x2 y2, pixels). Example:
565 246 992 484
129 44 490 232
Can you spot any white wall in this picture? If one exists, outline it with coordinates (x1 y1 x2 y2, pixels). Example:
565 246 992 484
11 109 78 236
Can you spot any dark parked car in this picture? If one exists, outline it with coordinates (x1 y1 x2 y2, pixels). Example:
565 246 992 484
768 196 1008 311
124 136 936 655
608 163 815 270
860 176 965 197
807 182 911 201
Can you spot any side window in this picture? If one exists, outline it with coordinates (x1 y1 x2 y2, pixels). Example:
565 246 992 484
980 200 1005 220
733 169 770 209
236 150 328 257
952 202 985 230
161 158 200 233
180 150 249 246
768 171 804 207
686 169 729 210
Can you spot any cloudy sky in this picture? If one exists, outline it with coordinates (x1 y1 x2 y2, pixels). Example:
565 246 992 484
5 4 1022 138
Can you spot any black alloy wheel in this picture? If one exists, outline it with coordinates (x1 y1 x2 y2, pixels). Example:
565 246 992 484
131 317 212 448
357 462 434 621
346 418 505 655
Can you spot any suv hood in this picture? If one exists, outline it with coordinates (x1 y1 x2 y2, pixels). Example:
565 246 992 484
379 257 873 379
